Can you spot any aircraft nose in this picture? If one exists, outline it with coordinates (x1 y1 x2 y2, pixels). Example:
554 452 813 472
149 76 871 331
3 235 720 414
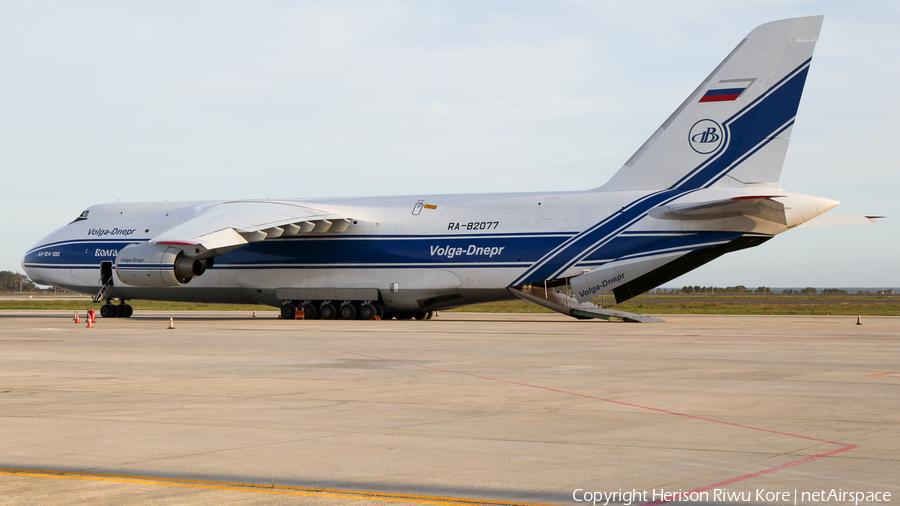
21 255 42 286
22 239 50 286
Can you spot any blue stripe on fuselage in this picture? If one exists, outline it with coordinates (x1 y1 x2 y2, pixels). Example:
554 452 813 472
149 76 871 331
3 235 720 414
579 231 746 264
23 240 146 267
23 230 766 279
512 188 699 285
215 234 567 266
23 233 575 270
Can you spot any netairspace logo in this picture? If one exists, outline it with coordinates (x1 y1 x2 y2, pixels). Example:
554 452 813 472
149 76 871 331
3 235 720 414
572 488 892 505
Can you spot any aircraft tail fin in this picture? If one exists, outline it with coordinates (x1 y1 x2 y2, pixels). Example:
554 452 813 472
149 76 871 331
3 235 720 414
601 16 823 191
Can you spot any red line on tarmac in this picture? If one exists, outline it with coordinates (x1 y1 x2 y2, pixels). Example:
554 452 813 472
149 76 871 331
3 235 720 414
641 444 858 506
343 352 858 504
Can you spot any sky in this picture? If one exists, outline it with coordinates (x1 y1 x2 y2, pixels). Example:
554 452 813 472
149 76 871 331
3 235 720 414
1 1 897 289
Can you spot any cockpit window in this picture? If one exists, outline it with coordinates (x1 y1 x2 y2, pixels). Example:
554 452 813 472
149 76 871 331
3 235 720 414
69 210 89 225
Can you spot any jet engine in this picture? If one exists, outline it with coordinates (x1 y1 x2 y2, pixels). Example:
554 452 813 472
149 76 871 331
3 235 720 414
115 243 213 287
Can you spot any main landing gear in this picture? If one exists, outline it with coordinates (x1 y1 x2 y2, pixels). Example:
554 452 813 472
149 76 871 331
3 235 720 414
100 300 134 318
280 300 387 320
281 300 384 320
280 300 435 321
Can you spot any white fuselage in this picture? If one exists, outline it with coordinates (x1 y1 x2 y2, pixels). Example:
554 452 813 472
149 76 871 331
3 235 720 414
22 187 830 311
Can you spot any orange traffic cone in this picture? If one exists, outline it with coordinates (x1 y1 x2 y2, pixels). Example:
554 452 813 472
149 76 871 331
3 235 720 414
74 312 81 324
86 317 93 328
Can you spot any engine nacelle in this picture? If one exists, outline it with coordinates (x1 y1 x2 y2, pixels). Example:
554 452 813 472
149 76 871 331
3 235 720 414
115 243 212 287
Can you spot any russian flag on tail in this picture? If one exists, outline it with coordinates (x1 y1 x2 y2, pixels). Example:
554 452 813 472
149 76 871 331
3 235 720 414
699 78 755 103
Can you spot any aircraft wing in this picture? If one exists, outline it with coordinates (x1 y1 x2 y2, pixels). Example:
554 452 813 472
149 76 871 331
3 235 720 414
149 200 352 256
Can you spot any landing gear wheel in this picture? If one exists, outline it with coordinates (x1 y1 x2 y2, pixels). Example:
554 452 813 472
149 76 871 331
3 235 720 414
116 304 127 318
281 304 297 320
100 305 113 318
301 302 317 320
319 303 336 320
373 304 385 319
357 303 376 320
413 311 428 320
425 311 434 320
124 305 134 318
339 303 357 320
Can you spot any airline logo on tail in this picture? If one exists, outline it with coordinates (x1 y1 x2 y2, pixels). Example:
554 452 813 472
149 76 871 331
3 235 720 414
689 119 723 154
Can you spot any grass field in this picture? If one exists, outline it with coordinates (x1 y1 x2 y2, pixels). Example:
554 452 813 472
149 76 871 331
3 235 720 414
2 295 898 316
610 300 899 316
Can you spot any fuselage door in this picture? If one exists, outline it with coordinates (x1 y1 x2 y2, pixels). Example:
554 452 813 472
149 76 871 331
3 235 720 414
100 261 114 286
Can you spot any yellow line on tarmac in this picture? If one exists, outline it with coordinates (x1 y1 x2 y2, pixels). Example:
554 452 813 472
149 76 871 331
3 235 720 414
0 468 560 506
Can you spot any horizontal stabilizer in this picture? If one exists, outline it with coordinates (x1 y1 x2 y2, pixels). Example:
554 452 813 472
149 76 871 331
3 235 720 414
798 214 882 227
649 196 786 224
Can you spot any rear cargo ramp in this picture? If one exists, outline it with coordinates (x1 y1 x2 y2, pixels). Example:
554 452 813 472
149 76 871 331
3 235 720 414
509 284 662 323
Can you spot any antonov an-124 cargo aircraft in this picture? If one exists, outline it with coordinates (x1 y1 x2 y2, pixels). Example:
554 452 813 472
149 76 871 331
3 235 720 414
23 16 877 322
